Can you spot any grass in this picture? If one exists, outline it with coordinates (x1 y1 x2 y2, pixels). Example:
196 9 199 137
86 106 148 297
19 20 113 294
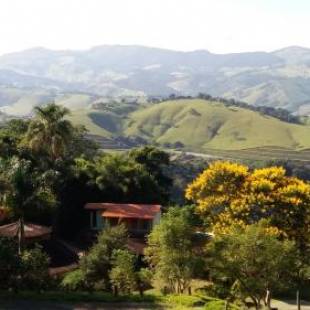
125 99 310 150
67 109 113 137
69 99 310 153
0 290 242 309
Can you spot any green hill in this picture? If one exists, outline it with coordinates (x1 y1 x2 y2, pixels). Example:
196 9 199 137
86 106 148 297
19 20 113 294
69 99 310 151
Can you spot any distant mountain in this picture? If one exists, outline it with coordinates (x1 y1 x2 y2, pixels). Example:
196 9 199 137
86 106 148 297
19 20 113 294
0 45 310 115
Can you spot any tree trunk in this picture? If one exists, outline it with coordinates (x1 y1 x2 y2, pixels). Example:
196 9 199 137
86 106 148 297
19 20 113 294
265 289 271 309
188 286 192 296
297 290 301 310
18 216 25 255
250 296 259 310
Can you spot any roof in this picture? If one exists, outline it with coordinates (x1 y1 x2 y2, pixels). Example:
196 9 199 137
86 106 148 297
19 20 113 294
85 203 161 219
0 222 52 239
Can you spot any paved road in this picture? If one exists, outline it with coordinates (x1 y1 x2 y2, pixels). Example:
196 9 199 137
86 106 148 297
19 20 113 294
272 299 310 310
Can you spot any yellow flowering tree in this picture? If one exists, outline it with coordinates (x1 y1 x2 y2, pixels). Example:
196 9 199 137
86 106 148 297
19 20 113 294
186 161 310 247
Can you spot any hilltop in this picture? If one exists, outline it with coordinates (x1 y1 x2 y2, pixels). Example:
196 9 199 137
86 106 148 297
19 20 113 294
68 98 310 151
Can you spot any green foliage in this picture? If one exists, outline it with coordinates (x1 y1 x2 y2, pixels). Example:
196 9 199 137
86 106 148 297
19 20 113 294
109 249 137 294
20 246 50 290
0 237 20 289
74 147 171 205
129 146 172 203
145 207 202 294
80 225 128 290
136 268 153 294
163 294 204 307
207 221 298 308
61 269 87 291
25 103 74 160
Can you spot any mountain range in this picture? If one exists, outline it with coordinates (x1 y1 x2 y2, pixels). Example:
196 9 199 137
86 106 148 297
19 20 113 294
0 45 310 116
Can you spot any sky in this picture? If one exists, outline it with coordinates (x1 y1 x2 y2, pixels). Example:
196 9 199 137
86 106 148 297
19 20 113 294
0 0 309 55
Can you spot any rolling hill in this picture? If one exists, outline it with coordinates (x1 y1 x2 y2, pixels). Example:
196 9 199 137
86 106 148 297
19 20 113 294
68 99 310 151
0 45 310 115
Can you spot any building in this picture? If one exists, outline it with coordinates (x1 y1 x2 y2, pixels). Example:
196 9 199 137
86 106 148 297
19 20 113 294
84 203 161 237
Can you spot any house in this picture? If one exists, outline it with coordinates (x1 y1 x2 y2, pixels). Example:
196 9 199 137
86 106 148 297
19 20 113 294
84 203 161 237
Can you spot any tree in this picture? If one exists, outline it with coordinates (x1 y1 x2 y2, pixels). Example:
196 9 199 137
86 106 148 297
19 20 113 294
207 222 298 309
145 207 200 294
109 249 136 295
20 245 50 290
0 237 20 289
186 161 310 248
129 146 172 204
25 103 74 160
80 225 128 290
0 158 55 253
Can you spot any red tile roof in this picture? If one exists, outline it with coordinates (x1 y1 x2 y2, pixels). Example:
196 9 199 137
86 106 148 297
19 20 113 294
0 222 52 239
85 203 161 219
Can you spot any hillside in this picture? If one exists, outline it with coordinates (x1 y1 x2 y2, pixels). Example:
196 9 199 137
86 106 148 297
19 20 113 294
0 45 310 115
69 99 310 151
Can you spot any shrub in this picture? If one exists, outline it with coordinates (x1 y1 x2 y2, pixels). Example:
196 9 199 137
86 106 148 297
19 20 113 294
20 245 50 290
61 269 86 291
0 237 20 289
80 224 128 290
109 249 136 295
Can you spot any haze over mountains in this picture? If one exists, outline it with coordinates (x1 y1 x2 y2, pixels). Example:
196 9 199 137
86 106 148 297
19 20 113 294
0 45 310 116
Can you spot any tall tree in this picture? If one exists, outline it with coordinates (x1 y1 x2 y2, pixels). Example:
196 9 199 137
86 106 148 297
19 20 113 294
25 103 74 160
129 146 172 204
0 158 55 253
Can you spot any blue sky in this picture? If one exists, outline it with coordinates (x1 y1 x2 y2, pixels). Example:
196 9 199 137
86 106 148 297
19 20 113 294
0 0 309 55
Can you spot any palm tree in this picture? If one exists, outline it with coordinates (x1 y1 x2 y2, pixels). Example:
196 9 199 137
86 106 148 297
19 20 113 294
26 103 74 160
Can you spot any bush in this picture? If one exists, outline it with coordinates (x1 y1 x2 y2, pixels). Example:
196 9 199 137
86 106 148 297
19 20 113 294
163 294 204 307
20 245 50 290
80 224 128 290
109 249 136 295
61 269 86 291
0 237 20 289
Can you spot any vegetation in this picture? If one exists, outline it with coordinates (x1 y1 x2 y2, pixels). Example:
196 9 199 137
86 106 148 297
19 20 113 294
145 207 203 294
0 102 310 309
79 225 128 290
68 98 310 151
109 249 137 295
207 222 297 309
186 161 310 248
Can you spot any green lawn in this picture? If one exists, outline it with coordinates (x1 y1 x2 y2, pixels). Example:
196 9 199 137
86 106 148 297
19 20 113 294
0 290 241 309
